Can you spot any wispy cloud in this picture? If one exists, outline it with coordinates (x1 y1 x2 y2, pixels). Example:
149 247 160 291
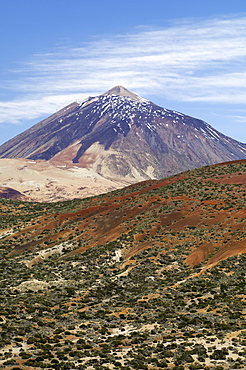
1 15 246 124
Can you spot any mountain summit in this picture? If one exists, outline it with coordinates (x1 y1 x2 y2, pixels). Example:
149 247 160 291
103 85 148 102
0 86 246 183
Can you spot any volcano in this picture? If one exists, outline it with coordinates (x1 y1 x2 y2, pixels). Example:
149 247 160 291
0 86 246 183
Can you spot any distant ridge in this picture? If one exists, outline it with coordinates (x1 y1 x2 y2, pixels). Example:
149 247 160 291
0 186 28 201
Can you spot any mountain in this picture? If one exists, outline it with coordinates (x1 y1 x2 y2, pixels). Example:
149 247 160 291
0 160 246 369
1 86 246 185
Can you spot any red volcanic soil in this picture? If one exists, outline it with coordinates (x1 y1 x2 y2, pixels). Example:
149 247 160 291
3 160 246 270
211 173 246 185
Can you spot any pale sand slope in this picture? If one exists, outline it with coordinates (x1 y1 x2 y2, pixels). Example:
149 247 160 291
0 158 132 202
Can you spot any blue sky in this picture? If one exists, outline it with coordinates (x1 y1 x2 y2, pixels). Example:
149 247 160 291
1 0 246 145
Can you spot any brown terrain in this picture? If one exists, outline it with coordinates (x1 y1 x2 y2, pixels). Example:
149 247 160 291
0 160 245 369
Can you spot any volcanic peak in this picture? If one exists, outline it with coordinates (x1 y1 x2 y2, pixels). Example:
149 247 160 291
0 85 246 184
103 85 149 103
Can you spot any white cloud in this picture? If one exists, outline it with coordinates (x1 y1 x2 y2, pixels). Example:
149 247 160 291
1 15 246 124
228 114 246 124
0 95 82 124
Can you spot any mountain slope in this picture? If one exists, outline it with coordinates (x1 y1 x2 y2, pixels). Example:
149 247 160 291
1 86 246 184
0 161 245 369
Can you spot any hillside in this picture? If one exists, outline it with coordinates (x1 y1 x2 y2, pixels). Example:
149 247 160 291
0 160 245 369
